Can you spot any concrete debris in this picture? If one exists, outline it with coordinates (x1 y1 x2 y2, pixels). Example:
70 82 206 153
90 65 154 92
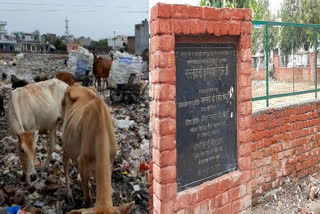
0 53 150 213
113 119 135 129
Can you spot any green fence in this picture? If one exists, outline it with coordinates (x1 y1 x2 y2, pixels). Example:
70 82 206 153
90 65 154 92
251 20 320 108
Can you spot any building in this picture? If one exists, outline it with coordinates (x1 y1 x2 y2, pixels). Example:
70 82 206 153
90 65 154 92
108 35 128 49
78 36 92 47
135 19 149 55
11 31 50 52
0 21 16 52
127 36 135 54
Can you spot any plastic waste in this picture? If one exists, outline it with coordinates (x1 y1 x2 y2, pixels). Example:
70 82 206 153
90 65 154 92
7 205 20 214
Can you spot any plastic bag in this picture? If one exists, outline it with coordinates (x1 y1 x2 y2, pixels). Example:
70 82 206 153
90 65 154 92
68 47 93 80
108 51 144 89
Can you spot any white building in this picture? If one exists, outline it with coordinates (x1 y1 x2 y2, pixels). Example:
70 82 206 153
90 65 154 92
0 21 16 52
108 35 128 49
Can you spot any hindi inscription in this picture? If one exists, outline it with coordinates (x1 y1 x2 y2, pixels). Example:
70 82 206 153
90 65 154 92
175 43 237 192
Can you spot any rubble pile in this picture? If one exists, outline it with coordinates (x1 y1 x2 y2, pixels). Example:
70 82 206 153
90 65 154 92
252 175 320 214
0 53 68 81
0 53 151 214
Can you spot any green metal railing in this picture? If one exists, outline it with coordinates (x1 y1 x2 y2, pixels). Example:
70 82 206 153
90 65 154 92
251 20 320 107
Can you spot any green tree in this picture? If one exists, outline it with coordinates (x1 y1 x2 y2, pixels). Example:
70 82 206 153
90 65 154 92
199 0 265 20
53 39 67 51
280 0 320 55
91 39 108 47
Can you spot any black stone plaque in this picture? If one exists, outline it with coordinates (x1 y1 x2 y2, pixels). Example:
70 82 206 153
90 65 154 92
175 43 237 192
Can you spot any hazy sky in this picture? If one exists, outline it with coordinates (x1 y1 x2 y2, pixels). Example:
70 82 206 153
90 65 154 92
0 0 148 40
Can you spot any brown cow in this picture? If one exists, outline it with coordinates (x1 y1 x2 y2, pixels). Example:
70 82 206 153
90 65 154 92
56 71 75 86
92 52 112 92
61 83 134 214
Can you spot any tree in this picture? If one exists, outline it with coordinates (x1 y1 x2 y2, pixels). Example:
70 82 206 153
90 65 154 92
91 39 108 47
53 39 67 51
199 0 265 20
280 0 320 55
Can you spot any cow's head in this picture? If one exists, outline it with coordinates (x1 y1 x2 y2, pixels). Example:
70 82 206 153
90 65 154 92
61 84 97 119
17 131 39 184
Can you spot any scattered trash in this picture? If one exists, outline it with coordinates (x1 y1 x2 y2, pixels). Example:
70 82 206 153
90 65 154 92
0 53 150 213
113 119 135 129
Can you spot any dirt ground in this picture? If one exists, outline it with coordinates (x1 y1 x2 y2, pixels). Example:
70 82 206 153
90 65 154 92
0 53 150 214
252 79 320 110
252 173 320 214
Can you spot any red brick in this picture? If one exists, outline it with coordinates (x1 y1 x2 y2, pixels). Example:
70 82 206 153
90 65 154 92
229 186 240 201
152 51 175 69
152 83 175 101
240 33 252 48
240 48 252 62
238 129 251 143
244 9 252 20
239 143 251 157
239 101 252 116
153 180 177 201
151 101 176 118
207 21 221 36
198 180 220 201
190 19 206 34
239 116 251 130
151 35 175 53
152 133 176 151
221 22 228 35
231 9 244 20
175 193 194 211
241 21 252 34
239 74 251 87
203 7 220 20
171 4 188 18
220 176 232 192
188 6 202 18
239 157 251 171
232 199 241 213
151 3 171 20
200 200 209 214
220 203 231 214
221 8 231 20
153 164 176 184
150 18 172 36
173 19 191 35
240 62 252 75
151 68 176 84
152 148 176 167
215 194 222 208
153 194 174 213
154 118 176 136
221 192 229 206
238 87 251 102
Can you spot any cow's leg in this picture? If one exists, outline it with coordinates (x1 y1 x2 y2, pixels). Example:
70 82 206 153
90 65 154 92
98 78 101 92
63 155 74 205
79 158 91 207
43 129 55 168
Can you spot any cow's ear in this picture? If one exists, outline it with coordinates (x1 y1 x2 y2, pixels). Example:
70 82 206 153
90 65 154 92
68 88 81 103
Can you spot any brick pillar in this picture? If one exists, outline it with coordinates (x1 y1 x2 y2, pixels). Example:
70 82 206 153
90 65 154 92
150 4 252 214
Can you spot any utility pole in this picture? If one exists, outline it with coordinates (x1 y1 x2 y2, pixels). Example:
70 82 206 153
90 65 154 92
113 31 115 49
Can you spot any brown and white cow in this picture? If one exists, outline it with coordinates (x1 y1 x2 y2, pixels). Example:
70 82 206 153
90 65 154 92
61 83 134 214
8 78 68 184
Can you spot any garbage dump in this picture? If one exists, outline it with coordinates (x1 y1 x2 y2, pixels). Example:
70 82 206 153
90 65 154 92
0 52 150 213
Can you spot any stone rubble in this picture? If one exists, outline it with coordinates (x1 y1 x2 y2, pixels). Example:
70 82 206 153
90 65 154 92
0 53 151 214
